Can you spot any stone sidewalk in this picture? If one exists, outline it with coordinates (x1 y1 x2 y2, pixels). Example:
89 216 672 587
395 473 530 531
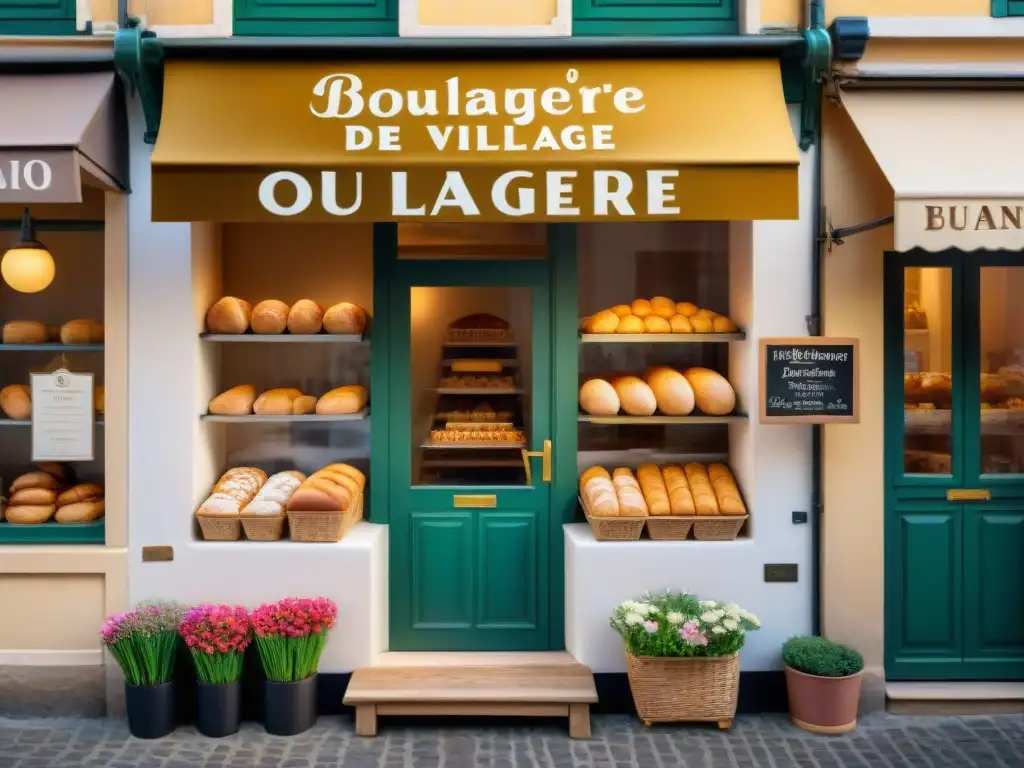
0 712 1021 767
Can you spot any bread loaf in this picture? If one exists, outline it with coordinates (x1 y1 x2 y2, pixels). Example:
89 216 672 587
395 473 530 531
324 302 368 335
320 463 366 490
2 320 47 344
6 504 55 524
198 467 267 517
56 499 104 523
676 302 699 317
684 463 720 515
241 470 305 518
630 299 653 318
10 471 57 493
287 299 324 334
612 376 657 416
610 304 633 317
669 315 693 334
661 465 696 515
57 483 103 506
10 488 57 506
650 296 677 319
616 314 645 334
689 313 715 333
612 468 648 516
579 379 620 416
582 475 619 517
683 368 736 416
316 385 367 415
579 465 611 490
253 388 303 416
36 461 73 483
206 297 252 334
60 319 104 344
644 315 671 334
287 464 362 513
644 367 695 416
708 464 747 515
713 315 738 333
1 385 31 420
637 464 670 516
292 395 317 415
208 385 257 416
250 300 290 334
587 310 619 334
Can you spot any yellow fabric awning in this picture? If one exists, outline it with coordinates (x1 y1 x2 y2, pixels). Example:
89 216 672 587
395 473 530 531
151 59 799 223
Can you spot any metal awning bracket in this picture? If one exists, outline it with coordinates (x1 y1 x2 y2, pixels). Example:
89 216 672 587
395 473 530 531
819 209 895 250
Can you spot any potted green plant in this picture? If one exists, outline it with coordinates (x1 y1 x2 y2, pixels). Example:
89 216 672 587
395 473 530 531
252 596 337 736
782 635 864 734
100 600 187 739
179 604 252 738
610 591 760 729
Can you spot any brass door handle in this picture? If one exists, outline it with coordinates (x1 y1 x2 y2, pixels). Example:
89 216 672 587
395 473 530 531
521 439 552 485
946 488 991 501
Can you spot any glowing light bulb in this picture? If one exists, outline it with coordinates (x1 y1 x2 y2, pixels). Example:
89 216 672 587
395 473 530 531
1 208 54 293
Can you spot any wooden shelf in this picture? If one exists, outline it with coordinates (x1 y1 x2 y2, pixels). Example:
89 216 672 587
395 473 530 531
421 459 523 468
200 333 366 343
0 419 104 427
577 413 747 425
201 409 369 423
420 441 526 450
442 359 519 368
434 388 522 396
0 344 104 352
442 341 518 348
580 333 744 344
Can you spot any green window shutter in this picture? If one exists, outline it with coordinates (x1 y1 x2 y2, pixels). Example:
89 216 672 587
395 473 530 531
234 0 398 36
993 0 1024 16
0 0 76 35
573 0 738 36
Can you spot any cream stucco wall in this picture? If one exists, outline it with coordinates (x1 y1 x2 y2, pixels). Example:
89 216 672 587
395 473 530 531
827 0 991 20
89 0 213 26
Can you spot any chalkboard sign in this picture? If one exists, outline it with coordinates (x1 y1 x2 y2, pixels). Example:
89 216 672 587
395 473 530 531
759 338 859 424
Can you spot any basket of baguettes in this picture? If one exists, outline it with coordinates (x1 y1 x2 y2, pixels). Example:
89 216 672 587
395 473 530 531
579 462 748 541
195 462 365 542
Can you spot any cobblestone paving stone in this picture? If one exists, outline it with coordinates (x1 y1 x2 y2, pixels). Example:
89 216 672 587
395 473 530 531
0 713 1021 768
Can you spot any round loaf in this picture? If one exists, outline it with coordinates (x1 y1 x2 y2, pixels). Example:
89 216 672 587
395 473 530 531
713 315 738 333
579 379 620 416
60 319 104 344
669 314 693 333
675 302 699 317
208 384 257 416
650 296 676 319
610 304 633 318
6 504 55 524
2 320 47 344
206 297 252 334
11 471 57 492
689 313 715 333
1 384 30 420
323 302 368 335
288 299 324 334
588 310 619 334
612 376 657 416
10 488 57 506
56 499 105 523
253 388 302 416
251 300 290 334
630 299 653 318
683 368 736 416
644 316 671 334
316 385 367 415
645 367 695 416
615 314 645 334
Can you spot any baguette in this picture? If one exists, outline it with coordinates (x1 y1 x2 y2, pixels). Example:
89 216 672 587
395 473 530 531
579 466 610 491
661 465 695 515
241 470 306 518
636 464 670 516
684 463 719 516
198 467 267 518
56 499 105 523
612 468 648 517
582 476 619 517
708 463 747 516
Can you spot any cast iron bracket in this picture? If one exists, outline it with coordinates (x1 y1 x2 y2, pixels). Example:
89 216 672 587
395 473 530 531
113 17 164 145
799 7 832 151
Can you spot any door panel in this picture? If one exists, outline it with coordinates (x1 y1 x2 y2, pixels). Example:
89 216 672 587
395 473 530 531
477 511 538 629
410 511 474 630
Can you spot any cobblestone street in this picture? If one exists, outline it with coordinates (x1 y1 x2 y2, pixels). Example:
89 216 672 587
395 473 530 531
0 713 1021 768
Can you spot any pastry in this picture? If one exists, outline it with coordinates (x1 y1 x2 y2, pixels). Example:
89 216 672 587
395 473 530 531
10 471 58 492
689 313 715 333
55 500 105 523
250 300 290 334
612 468 648 517
292 395 317 415
644 315 671 334
197 467 267 517
611 376 657 416
683 368 736 416
684 463 720 515
708 464 746 516
587 310 620 334
253 388 303 416
644 366 695 416
57 483 103 506
2 320 47 344
675 302 699 317
60 319 104 344
323 302 368 335
208 385 257 416
430 425 525 444
637 464 670 516
649 297 677 319
316 385 367 414
287 299 325 334
206 297 252 334
661 465 695 515
669 314 693 333
616 314 645 334
713 315 738 333
1 384 31 420
240 470 305 517
9 488 57 506
609 304 632 318
579 379 620 416
5 504 55 524
630 299 653 318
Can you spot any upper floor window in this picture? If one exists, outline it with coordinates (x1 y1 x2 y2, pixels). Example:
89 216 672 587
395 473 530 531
993 0 1024 16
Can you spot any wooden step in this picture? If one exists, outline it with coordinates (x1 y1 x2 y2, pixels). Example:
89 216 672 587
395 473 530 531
343 651 598 738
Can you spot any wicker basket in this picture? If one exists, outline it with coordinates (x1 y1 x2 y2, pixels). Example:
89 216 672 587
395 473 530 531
692 516 748 541
580 496 646 541
445 328 513 344
625 650 739 728
646 517 695 541
288 492 363 543
241 515 286 542
196 515 242 541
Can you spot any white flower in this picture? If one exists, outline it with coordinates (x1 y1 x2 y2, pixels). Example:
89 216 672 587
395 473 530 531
666 611 685 626
713 609 726 621
747 613 761 627
624 613 644 627
723 618 738 631
700 611 718 623
711 625 727 635
699 600 717 608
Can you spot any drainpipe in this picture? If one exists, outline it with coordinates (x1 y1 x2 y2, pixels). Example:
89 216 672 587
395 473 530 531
118 0 128 28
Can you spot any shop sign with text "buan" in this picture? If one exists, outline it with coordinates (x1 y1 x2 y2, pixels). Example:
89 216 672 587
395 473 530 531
898 199 1024 252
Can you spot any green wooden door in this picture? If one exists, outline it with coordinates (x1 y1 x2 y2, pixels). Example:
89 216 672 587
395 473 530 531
885 250 1024 680
388 258 553 651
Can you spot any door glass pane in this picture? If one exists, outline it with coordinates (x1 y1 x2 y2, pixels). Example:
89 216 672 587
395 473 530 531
903 267 953 475
979 266 1024 474
411 287 531 486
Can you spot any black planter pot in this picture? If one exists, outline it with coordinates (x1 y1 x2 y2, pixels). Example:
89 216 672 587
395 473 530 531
125 681 176 739
263 674 317 736
196 680 242 738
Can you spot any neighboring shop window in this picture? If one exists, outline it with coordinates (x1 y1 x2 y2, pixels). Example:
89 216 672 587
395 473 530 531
233 0 398 36
0 0 75 35
572 0 738 36
993 1 1024 17
979 266 1024 474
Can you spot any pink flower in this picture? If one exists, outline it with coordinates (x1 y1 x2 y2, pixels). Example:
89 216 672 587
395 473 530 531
644 620 659 634
678 620 708 647
250 597 338 639
178 604 252 655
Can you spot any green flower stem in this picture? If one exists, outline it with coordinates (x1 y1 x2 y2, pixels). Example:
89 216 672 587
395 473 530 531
255 634 329 683
190 649 246 685
109 631 179 686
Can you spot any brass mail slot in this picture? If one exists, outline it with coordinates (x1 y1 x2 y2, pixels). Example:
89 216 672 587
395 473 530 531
454 494 497 508
142 545 174 562
946 489 991 502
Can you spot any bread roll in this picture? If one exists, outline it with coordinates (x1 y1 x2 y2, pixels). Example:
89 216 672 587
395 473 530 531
661 465 696 515
250 300 290 334
637 464 670 516
683 368 737 416
198 467 267 517
579 465 611 489
320 463 366 490
10 471 57 492
1 385 31 420
644 367 695 416
288 471 355 513
2 320 47 344
676 302 699 317
644 316 671 334
95 385 105 414
57 483 103 506
36 461 73 483
612 376 657 416
10 488 57 506
324 302 368 335
56 499 104 523
669 314 693 334
709 464 747 515
292 395 317 415
588 310 619 334
579 379 620 416
630 299 653 318
287 299 324 334
650 297 676 319
583 476 619 517
610 304 632 318
612 469 648 517
316 385 367 415
685 463 720 515
689 313 715 333
241 470 305 517
206 297 252 334
713 315 738 333
209 385 257 416
6 504 55 524
616 314 645 334
60 319 104 344
253 388 303 416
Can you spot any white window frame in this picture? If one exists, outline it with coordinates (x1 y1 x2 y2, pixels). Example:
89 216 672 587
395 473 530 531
863 16 1024 39
399 0 571 37
81 0 233 37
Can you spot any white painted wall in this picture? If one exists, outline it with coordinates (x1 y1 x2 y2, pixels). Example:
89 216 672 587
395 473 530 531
566 106 816 673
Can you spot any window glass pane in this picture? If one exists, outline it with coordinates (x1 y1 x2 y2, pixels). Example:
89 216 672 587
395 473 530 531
979 266 1024 475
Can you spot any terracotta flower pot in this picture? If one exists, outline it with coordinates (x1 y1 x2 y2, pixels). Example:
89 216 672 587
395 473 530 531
785 665 862 734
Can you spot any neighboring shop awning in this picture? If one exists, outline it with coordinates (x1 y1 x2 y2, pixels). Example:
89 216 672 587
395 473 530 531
842 89 1024 252
0 73 128 204
151 59 800 223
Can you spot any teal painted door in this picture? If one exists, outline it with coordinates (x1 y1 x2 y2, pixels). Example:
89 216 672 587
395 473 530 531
885 250 1024 680
388 259 553 651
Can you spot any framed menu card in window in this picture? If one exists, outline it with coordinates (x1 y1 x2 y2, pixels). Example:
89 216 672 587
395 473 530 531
30 368 95 462
759 338 859 424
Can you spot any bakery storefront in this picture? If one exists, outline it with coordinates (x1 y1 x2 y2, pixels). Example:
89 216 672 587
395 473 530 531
0 70 128 714
125 52 818 717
